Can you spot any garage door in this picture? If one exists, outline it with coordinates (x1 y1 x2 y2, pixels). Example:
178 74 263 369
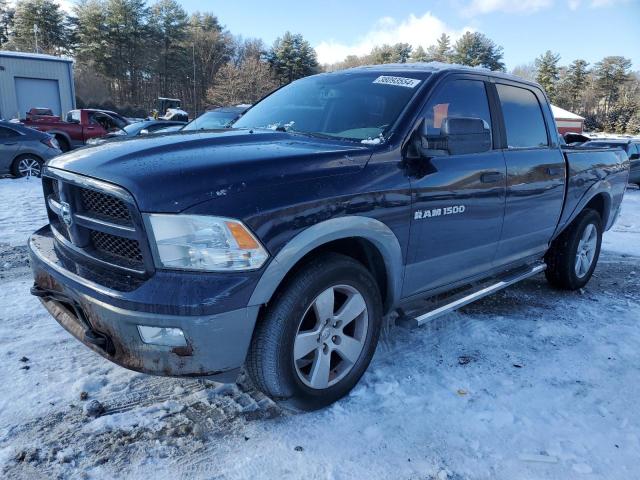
14 77 62 118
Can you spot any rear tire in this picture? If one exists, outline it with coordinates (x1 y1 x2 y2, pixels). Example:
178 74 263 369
11 154 44 178
544 209 602 290
246 253 382 412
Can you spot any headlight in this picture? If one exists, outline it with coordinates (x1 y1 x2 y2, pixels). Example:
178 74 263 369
145 214 268 271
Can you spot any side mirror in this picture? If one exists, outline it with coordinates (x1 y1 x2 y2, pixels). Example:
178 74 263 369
440 117 492 155
629 152 640 160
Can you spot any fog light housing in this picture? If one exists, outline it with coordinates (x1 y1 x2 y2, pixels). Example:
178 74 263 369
137 325 187 347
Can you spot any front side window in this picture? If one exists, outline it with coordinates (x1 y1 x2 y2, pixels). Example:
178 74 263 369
496 84 548 149
234 72 430 142
420 79 493 155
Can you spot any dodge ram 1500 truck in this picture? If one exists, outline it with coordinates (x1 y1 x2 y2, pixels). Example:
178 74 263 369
29 63 629 411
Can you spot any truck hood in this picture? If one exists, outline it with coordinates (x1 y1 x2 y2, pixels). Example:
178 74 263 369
46 129 371 212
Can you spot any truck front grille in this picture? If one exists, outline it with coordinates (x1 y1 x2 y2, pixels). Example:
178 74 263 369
91 231 143 263
42 172 151 276
81 188 132 224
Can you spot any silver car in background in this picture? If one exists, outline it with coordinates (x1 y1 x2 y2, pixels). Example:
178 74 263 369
0 121 62 177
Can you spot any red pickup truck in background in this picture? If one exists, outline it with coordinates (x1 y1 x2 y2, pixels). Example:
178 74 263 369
23 109 130 152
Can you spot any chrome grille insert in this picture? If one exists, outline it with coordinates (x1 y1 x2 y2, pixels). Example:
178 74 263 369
81 188 132 223
42 170 151 275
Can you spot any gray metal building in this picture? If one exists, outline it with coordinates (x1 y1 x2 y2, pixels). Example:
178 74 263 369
0 51 75 120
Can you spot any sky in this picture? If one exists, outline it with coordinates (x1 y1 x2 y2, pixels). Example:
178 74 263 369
58 0 640 70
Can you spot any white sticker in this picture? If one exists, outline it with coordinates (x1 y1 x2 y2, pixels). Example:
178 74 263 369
373 75 421 88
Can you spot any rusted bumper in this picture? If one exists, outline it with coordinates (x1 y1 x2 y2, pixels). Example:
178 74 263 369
28 227 260 382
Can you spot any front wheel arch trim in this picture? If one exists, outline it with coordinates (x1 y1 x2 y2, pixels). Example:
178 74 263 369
248 216 404 314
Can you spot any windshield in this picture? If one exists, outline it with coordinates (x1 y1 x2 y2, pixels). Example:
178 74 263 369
124 122 148 135
182 111 240 131
233 71 429 142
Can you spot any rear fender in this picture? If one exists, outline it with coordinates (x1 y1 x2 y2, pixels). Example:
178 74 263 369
555 180 613 238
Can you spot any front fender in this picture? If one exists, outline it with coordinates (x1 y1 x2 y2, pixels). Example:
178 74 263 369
248 216 404 313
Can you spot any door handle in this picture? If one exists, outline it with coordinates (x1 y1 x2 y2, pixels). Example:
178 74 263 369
481 172 503 183
546 167 563 176
3 142 17 146
86 126 96 130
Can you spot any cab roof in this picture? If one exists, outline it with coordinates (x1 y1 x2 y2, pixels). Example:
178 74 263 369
343 62 539 88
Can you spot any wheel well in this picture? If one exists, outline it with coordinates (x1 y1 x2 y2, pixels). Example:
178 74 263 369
52 133 70 150
266 237 390 314
584 193 608 225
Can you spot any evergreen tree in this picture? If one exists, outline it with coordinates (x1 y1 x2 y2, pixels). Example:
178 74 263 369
149 0 189 95
9 0 70 54
592 56 633 114
426 33 452 63
266 32 319 84
103 0 151 105
0 0 14 48
370 43 412 64
410 45 428 62
451 32 504 71
74 0 108 67
535 50 561 101
189 12 234 113
556 59 589 112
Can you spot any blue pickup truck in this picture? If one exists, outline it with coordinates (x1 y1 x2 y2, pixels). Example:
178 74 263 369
29 63 629 411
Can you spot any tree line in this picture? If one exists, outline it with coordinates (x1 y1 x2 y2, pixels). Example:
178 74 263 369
0 0 319 117
526 52 639 134
1 0 638 134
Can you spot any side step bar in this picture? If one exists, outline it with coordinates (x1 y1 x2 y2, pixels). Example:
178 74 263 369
397 263 546 329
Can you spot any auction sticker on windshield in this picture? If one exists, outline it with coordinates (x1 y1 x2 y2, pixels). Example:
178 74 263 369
373 76 421 88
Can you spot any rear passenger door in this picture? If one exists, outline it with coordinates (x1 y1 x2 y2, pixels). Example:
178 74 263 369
492 82 566 267
403 75 507 297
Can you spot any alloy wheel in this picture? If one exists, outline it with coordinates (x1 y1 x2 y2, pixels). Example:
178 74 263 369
17 157 42 178
293 284 369 389
575 223 597 278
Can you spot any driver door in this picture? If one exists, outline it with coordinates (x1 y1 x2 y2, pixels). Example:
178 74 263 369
403 75 507 297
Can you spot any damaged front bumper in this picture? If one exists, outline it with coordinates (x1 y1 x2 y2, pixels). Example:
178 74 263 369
28 226 260 382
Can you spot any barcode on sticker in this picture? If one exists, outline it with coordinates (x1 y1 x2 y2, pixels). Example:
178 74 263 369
373 76 421 88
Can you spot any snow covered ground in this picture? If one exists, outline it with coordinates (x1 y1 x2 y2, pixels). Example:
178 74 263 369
0 178 639 480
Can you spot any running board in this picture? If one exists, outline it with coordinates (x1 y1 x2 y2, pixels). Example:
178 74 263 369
397 263 546 329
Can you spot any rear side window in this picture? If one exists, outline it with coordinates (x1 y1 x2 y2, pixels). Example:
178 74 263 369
496 84 548 149
0 126 19 138
423 79 492 145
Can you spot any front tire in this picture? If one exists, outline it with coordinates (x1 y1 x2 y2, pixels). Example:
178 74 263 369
545 209 602 290
246 253 382 411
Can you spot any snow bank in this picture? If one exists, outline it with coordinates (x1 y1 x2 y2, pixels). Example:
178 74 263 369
0 177 47 246
1 177 639 479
